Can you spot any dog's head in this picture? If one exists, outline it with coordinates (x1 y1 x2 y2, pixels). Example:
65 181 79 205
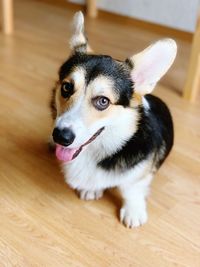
52 12 177 163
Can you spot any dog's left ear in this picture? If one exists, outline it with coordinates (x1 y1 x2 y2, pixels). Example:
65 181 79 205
127 39 177 95
70 11 92 54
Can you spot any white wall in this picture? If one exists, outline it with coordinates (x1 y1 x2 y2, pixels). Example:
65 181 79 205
70 0 199 32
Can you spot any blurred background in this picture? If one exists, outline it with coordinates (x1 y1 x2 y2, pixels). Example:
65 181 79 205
72 0 199 32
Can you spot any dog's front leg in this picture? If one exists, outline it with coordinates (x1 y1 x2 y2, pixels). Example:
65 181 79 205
119 173 153 228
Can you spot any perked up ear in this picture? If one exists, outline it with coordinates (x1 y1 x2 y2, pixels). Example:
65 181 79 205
128 39 177 95
70 11 92 54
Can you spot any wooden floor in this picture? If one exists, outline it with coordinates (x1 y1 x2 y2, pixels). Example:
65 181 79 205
0 0 200 266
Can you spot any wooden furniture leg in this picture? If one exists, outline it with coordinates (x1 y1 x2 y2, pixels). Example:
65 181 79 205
2 0 14 34
86 0 97 18
183 11 200 102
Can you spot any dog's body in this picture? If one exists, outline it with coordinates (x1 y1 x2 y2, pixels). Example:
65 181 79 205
50 12 176 228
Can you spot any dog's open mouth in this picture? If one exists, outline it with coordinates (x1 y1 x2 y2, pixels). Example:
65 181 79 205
55 127 105 162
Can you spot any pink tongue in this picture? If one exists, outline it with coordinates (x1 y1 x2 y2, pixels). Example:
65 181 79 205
55 145 77 162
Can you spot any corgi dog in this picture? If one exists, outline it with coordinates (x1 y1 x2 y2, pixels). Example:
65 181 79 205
50 12 177 228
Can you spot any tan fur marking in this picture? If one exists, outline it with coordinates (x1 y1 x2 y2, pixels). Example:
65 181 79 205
88 76 118 104
134 93 143 103
83 102 124 126
56 67 85 115
130 93 143 108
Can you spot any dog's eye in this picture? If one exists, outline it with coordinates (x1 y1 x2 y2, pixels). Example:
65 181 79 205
61 82 74 98
92 96 110 111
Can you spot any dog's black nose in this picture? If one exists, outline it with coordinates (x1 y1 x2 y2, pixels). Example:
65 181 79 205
52 127 75 146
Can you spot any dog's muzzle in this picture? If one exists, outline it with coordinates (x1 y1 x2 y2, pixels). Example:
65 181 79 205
53 127 105 162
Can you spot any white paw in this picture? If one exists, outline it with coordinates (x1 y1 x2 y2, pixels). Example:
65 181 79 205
120 204 148 228
79 189 104 200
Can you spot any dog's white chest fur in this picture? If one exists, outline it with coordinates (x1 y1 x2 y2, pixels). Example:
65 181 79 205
62 147 153 191
61 147 154 228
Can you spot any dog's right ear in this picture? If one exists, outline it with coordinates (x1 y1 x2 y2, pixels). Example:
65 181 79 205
70 11 92 54
127 39 177 96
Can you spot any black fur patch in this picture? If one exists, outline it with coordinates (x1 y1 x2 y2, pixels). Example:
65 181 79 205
50 86 57 119
59 53 134 107
125 58 134 69
98 95 174 172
